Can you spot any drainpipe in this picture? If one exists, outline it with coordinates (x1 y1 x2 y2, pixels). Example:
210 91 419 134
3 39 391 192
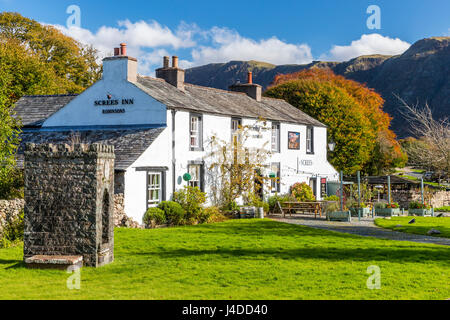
172 109 177 195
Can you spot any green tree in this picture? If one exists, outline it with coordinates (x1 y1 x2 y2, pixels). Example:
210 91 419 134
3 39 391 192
0 92 22 199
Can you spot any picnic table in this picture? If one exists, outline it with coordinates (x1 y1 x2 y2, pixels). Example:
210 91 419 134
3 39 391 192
277 201 323 219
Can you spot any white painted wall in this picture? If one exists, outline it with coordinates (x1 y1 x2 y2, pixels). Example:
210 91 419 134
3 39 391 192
124 108 339 221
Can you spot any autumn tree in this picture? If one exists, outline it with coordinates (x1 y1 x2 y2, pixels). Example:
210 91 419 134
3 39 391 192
265 69 406 174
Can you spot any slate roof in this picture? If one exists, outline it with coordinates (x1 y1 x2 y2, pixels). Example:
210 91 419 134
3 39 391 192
136 76 326 127
16 127 165 170
13 78 326 128
13 94 78 127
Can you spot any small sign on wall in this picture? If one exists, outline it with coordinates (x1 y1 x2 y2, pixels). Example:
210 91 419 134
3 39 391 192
321 178 327 197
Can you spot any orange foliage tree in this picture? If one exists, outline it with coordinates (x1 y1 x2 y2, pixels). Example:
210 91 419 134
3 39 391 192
265 69 406 174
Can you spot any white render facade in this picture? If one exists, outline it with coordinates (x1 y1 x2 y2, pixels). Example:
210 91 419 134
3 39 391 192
16 47 338 223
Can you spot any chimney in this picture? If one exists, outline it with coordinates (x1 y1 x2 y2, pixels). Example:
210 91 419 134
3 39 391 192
102 43 137 83
156 55 185 91
163 56 170 68
172 56 179 68
120 43 127 56
229 72 262 102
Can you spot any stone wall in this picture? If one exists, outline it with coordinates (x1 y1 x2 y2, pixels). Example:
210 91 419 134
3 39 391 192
0 199 25 237
392 189 450 209
113 193 142 228
23 143 115 267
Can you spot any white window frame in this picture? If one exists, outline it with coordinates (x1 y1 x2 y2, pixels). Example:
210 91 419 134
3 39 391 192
190 116 199 148
147 172 162 207
231 118 242 143
270 162 281 193
188 164 201 189
271 123 280 153
306 126 314 154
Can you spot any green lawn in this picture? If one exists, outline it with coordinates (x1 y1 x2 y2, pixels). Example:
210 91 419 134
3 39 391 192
0 219 449 300
375 217 450 238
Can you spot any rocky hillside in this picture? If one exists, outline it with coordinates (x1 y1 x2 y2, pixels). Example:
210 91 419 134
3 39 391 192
185 37 450 138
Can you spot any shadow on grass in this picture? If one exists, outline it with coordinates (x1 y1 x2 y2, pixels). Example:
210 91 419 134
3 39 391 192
0 259 25 270
133 246 450 264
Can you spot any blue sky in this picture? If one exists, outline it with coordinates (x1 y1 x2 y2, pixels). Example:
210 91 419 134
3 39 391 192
1 0 449 74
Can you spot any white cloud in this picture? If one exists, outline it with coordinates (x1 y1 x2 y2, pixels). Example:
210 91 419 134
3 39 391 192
326 34 411 61
190 27 313 66
49 20 199 74
47 18 411 76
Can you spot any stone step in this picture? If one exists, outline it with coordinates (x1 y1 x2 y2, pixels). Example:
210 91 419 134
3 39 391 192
25 255 83 270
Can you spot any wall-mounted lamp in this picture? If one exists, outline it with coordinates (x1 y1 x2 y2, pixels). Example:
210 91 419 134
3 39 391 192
328 140 336 152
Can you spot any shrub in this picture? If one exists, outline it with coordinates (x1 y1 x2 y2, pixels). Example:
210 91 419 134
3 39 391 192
143 207 166 228
409 202 431 209
435 206 450 212
247 193 270 213
199 206 228 224
323 195 339 202
158 201 185 226
0 168 24 200
290 182 315 202
0 210 24 248
374 202 387 209
222 200 239 212
173 186 207 224
325 202 348 213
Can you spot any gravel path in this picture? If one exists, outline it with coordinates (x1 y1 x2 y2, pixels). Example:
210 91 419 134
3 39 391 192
269 215 450 246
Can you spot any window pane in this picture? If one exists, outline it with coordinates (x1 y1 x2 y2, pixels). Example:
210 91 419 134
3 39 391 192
190 116 201 148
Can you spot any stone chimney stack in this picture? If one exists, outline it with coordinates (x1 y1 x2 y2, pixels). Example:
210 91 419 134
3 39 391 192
163 56 170 68
229 71 262 102
156 55 185 91
102 43 137 83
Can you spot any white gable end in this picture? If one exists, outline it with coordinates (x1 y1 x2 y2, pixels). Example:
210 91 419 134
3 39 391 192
43 78 167 128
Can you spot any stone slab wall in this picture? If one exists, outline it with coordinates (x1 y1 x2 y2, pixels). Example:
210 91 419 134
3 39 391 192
392 190 450 209
0 199 25 237
24 143 115 267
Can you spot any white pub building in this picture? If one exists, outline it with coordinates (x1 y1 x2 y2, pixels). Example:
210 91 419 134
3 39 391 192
15 44 338 223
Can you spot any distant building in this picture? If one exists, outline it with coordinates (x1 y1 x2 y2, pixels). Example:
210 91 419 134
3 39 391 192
14 43 338 222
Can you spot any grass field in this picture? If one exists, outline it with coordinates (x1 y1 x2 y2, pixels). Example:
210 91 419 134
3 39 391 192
375 217 450 238
0 219 449 300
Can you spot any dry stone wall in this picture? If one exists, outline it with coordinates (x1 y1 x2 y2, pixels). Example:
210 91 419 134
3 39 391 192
23 143 115 267
0 199 25 237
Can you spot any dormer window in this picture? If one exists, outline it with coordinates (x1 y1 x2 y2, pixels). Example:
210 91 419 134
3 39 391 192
190 114 203 151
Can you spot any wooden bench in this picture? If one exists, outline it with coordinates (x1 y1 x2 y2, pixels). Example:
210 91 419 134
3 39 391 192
277 201 322 219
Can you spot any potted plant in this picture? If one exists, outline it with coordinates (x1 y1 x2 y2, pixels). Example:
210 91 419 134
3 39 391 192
375 202 400 217
347 200 371 218
325 202 351 222
408 201 432 216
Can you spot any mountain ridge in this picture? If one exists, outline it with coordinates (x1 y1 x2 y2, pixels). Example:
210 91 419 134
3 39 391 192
185 37 450 138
